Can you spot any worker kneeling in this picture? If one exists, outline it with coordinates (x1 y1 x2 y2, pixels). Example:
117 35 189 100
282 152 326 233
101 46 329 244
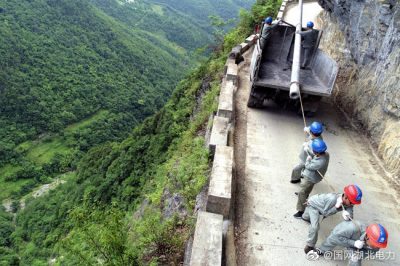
314 222 389 266
302 185 363 254
294 138 329 218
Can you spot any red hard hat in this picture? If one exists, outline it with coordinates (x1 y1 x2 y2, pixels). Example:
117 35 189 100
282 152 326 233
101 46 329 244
366 224 388 248
344 185 362 205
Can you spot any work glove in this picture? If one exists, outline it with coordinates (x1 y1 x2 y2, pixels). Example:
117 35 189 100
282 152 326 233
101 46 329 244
342 210 351 221
306 155 312 162
303 142 310 153
335 197 343 209
304 127 310 134
354 240 365 249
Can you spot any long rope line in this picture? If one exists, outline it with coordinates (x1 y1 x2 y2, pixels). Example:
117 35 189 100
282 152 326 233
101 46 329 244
298 88 336 192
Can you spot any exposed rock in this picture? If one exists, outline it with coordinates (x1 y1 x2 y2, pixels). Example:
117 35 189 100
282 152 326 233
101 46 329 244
161 189 187 219
318 1 400 177
133 198 149 220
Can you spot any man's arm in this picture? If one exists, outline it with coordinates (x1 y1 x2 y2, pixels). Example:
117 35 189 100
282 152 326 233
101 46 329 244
304 157 323 171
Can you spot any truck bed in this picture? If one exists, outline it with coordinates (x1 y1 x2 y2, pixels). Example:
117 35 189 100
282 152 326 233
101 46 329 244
253 25 338 97
255 61 331 96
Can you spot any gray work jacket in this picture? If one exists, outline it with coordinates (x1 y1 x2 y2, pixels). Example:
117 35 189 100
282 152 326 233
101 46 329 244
307 193 354 217
298 29 318 48
299 134 323 162
301 152 329 183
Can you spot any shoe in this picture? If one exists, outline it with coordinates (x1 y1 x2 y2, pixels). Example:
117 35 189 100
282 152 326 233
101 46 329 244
304 245 315 254
302 217 311 224
290 179 301 184
294 192 299 195
293 211 304 219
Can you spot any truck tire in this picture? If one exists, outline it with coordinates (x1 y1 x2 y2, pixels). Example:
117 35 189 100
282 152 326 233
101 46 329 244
247 95 263 108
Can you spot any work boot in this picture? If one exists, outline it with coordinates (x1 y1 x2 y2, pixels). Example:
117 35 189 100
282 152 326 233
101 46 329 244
304 245 315 254
290 179 301 184
294 192 299 195
293 211 304 219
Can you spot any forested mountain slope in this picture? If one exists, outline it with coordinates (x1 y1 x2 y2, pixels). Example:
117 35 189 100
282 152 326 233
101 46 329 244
0 0 282 264
0 0 253 203
0 0 186 164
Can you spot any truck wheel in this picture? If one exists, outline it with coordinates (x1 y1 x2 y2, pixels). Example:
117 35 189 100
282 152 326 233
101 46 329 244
247 95 263 108
247 96 257 107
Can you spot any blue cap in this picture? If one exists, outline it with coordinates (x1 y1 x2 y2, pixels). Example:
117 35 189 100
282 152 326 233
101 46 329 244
311 139 327 153
265 17 273 24
310 121 323 135
307 21 314 28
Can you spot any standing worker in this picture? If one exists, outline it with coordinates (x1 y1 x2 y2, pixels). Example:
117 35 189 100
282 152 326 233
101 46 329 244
297 21 319 69
291 121 324 184
293 138 329 218
315 222 389 265
260 17 278 49
301 185 363 254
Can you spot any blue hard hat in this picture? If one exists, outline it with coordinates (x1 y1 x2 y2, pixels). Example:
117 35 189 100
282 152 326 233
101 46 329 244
265 17 273 24
311 139 327 153
307 21 314 28
310 121 323 135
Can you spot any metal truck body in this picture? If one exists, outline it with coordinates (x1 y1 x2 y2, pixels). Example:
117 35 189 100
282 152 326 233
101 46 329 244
248 22 338 115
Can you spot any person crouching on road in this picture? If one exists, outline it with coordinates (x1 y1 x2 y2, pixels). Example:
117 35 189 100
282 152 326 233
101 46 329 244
291 121 324 184
294 138 329 219
315 222 389 266
301 185 363 254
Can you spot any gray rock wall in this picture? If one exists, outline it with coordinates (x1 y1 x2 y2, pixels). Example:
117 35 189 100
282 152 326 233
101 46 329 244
317 0 400 177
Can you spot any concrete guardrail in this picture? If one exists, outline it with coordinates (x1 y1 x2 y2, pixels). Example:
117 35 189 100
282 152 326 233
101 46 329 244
189 1 290 262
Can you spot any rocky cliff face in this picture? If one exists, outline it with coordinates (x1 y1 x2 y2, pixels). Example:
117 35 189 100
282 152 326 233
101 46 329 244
317 0 400 178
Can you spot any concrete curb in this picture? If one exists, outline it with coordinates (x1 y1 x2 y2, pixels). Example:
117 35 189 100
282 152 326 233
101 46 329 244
217 80 236 122
189 29 269 264
206 146 233 218
209 116 230 156
190 211 223 266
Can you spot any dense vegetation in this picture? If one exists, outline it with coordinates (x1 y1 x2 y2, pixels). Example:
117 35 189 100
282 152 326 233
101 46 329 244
0 0 252 202
0 0 282 264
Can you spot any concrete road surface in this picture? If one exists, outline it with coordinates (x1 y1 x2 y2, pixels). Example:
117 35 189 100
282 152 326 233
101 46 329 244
234 3 400 265
235 97 400 265
283 2 323 28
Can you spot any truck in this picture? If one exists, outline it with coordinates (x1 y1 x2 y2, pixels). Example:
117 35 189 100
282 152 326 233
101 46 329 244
248 20 338 116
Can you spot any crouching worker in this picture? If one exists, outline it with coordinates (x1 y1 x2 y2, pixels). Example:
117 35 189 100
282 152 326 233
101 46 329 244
291 121 324 184
315 222 389 266
302 185 363 254
294 138 329 219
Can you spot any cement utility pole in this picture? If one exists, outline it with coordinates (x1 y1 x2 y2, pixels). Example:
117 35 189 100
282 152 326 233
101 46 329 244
289 0 303 99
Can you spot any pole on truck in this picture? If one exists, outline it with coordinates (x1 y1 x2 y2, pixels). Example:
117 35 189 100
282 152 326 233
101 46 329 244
289 0 302 100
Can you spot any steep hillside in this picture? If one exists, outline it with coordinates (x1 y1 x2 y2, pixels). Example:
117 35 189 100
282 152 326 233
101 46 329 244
0 0 187 181
317 0 400 176
147 0 255 22
0 0 253 205
0 0 281 264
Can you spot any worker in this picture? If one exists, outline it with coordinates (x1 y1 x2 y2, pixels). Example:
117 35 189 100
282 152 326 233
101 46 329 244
291 121 324 184
301 185 363 254
293 138 329 219
297 21 319 69
314 222 389 265
260 16 278 49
